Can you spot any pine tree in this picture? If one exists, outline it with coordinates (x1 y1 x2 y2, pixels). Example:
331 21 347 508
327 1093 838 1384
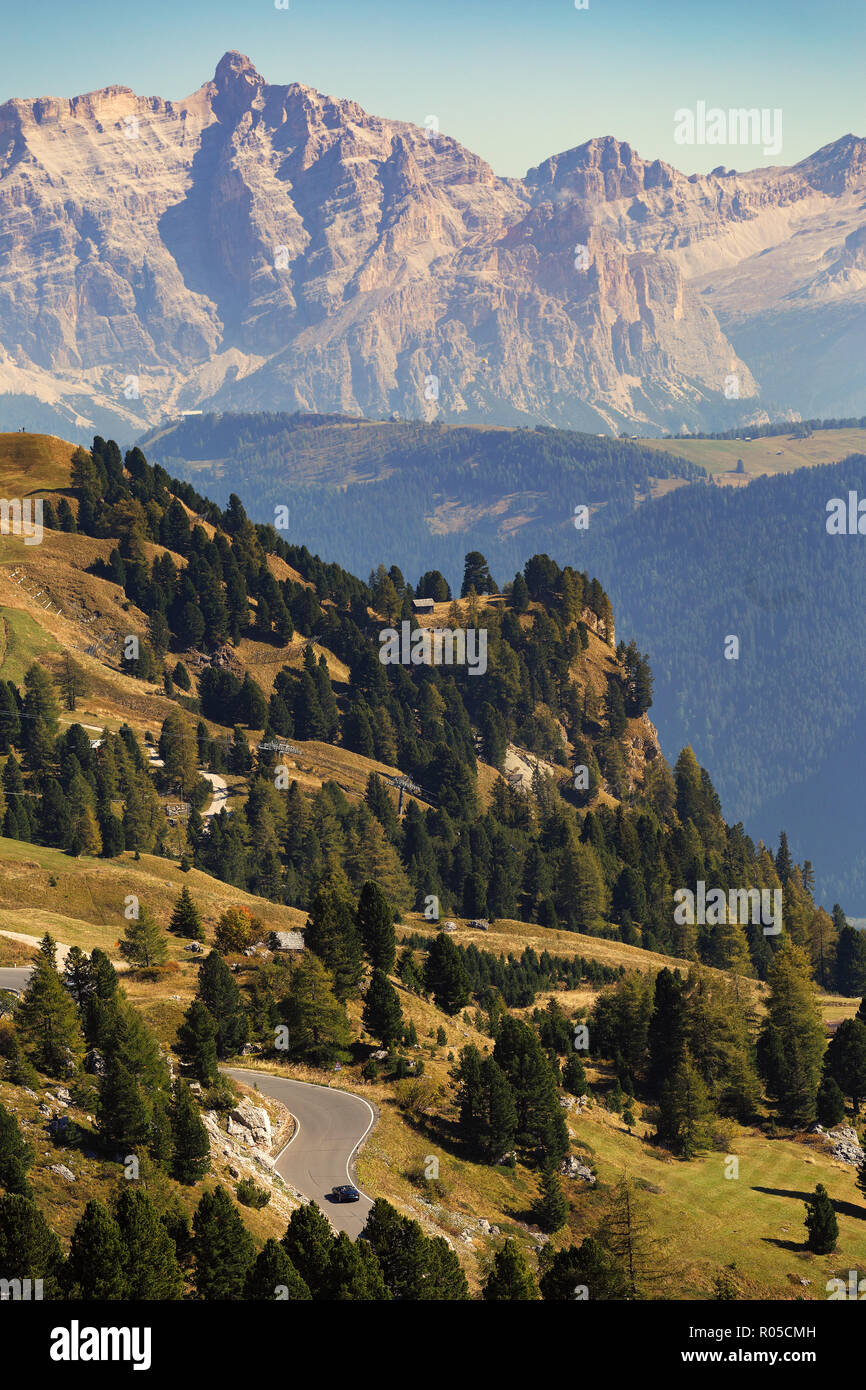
562 1052 588 1097
17 933 85 1075
65 1199 127 1299
362 969 403 1047
804 1183 838 1254
243 1237 312 1300
305 873 363 1001
493 1016 568 1163
539 1236 629 1300
0 1103 33 1196
323 1231 390 1300
533 1163 568 1234
816 1074 846 1127
647 967 686 1098
824 1018 866 1113
835 924 866 997
356 880 396 973
280 1200 335 1298
657 1049 713 1158
424 932 471 1015
0 1193 64 1298
171 1082 211 1185
169 887 204 941
482 1239 540 1300
361 1198 469 1299
114 1187 184 1299
197 950 249 1057
192 1185 256 1299
118 906 168 968
758 938 825 1125
177 1000 219 1085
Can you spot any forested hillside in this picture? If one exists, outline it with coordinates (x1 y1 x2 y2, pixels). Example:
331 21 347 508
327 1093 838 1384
2 432 865 1304
138 412 701 585
589 456 866 912
140 413 866 911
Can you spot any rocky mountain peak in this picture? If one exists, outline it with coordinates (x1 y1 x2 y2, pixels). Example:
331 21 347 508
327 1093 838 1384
211 51 265 119
526 135 678 202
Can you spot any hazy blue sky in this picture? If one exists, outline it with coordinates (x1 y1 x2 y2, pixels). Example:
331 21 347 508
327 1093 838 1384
1 0 863 175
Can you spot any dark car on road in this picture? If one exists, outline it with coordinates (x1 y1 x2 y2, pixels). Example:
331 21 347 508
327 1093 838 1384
331 1184 361 1203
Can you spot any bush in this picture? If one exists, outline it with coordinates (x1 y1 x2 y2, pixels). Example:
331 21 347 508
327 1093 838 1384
394 1076 441 1117
203 1078 237 1112
215 907 262 954
237 1178 271 1209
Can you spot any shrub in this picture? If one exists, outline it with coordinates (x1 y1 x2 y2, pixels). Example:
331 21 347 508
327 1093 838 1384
237 1178 271 1209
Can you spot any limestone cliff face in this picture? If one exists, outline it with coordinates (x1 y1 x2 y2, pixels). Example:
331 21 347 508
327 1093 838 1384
0 53 863 436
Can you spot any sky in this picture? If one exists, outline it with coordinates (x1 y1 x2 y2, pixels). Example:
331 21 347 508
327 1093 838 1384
0 0 864 175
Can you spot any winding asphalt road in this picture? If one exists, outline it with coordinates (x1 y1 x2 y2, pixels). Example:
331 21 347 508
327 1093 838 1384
224 1067 375 1237
0 973 376 1237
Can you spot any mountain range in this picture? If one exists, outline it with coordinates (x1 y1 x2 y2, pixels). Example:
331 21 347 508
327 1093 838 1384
1 51 865 439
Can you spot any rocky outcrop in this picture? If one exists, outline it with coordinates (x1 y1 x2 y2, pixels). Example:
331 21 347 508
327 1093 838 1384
824 1125 865 1167
2 55 864 437
226 1096 272 1154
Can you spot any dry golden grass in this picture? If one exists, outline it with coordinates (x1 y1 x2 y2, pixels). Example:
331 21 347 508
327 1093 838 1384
0 432 76 495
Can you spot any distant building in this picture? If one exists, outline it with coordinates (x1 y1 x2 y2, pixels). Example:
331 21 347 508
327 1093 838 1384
412 597 436 613
269 930 305 952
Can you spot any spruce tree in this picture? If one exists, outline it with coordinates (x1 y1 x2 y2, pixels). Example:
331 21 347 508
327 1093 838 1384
192 1185 255 1299
170 1082 211 1185
243 1237 312 1300
305 873 363 1002
647 967 686 1098
0 1193 64 1297
114 1187 184 1299
280 1200 335 1298
356 880 396 973
169 887 204 941
657 1049 713 1158
424 932 471 1015
816 1074 846 1127
493 1015 568 1163
0 1103 33 1196
533 1163 568 1234
362 969 403 1047
118 906 169 969
483 1239 540 1300
562 1052 588 1097
65 1199 127 1299
539 1237 629 1300
804 1183 838 1254
757 938 825 1125
824 1018 866 1113
197 950 249 1057
177 1000 219 1086
323 1231 390 1300
17 933 85 1075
